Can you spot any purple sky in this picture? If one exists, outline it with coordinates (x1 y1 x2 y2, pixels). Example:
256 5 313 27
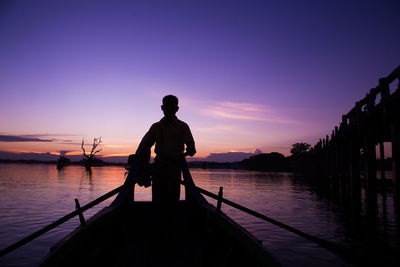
0 0 399 159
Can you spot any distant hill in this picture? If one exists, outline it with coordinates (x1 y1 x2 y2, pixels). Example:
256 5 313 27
240 152 290 172
188 152 291 172
204 150 262 163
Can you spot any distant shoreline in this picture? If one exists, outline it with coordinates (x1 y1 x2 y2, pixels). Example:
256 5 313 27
0 158 241 169
0 159 125 166
0 156 292 172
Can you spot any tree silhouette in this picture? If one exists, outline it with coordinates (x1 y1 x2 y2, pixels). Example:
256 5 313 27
81 137 102 169
56 156 71 170
290 143 311 156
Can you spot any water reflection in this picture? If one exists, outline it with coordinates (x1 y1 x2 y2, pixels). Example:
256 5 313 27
293 175 400 266
57 167 65 180
0 165 399 266
190 170 400 266
77 168 94 192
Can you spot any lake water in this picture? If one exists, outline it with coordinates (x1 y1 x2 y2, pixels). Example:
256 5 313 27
0 163 399 266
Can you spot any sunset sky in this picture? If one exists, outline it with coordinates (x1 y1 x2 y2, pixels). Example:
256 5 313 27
0 0 399 160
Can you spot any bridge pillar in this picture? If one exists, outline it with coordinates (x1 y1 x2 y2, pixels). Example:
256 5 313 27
364 136 377 202
349 142 360 193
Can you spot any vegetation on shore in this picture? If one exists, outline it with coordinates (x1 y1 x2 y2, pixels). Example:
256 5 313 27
8 142 372 172
0 152 292 171
0 143 300 172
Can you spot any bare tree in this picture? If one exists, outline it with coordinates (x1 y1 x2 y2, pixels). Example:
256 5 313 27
81 137 102 169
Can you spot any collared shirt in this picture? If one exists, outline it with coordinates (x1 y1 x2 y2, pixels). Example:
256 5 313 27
142 116 194 159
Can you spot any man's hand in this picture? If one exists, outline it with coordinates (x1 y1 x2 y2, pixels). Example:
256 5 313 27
186 147 196 157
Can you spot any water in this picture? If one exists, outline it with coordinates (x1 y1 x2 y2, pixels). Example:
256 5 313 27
0 163 399 266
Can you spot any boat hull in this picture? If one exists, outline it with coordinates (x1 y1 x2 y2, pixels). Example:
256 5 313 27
40 200 279 266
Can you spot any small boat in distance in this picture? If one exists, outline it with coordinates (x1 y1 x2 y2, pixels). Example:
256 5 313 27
40 157 280 267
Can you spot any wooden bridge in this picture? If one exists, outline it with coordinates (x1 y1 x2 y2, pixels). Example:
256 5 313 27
307 65 400 201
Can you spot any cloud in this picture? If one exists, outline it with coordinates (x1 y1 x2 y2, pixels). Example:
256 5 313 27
0 135 53 142
218 102 272 113
59 142 82 145
0 133 82 144
202 101 301 124
20 133 78 137
196 125 239 133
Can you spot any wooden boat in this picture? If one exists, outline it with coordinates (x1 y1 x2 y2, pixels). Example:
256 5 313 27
40 158 280 267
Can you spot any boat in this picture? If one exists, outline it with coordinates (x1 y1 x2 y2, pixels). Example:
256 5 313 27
39 157 280 266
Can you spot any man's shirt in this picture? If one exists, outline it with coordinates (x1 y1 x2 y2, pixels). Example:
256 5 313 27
142 116 194 159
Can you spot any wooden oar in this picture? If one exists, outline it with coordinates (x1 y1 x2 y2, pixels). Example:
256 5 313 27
0 154 188 257
180 158 356 263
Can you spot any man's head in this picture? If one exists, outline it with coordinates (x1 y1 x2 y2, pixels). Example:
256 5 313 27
161 95 179 118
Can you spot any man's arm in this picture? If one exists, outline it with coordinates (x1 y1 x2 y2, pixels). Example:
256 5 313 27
183 123 196 157
135 124 156 164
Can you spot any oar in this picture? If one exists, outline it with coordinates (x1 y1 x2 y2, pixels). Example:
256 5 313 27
0 154 188 257
179 158 356 263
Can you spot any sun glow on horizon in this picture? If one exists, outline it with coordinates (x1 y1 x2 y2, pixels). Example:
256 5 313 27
0 148 61 155
0 1 398 162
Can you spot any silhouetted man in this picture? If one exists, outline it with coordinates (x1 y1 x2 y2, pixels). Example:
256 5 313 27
136 95 196 203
